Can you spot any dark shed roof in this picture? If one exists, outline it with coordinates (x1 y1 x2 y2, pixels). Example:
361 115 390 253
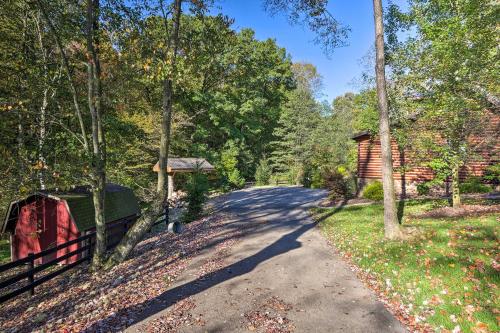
2 184 140 233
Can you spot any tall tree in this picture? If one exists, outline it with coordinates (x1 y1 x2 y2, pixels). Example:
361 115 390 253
106 0 184 266
386 0 499 208
271 63 323 182
267 0 403 239
85 0 108 267
372 0 402 239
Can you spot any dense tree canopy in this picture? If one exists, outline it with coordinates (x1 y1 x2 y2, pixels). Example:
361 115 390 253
1 0 497 250
386 0 499 206
0 1 296 219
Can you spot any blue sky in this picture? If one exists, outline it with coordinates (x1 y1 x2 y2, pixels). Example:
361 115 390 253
212 1 407 103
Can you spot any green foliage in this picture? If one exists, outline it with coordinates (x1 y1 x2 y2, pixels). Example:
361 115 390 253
254 158 272 186
299 166 313 188
322 169 354 200
182 171 209 223
227 169 245 189
459 178 492 194
218 142 245 189
416 182 431 196
0 7 296 216
362 181 384 201
270 65 363 190
386 0 498 206
271 87 322 179
483 164 500 186
350 90 379 134
310 169 324 189
0 236 10 263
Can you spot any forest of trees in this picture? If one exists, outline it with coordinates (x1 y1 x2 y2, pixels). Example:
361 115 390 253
0 1 360 215
0 0 498 264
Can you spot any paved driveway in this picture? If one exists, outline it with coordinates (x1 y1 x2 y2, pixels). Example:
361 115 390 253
128 186 406 332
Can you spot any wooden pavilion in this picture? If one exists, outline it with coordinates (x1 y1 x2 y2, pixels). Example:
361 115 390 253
153 158 215 198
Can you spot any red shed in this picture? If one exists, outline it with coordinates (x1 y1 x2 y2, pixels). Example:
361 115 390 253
1 184 140 265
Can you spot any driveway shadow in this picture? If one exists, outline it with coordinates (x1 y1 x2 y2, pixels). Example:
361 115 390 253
84 219 316 332
84 187 329 332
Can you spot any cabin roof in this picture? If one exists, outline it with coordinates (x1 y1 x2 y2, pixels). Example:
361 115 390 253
153 158 215 173
351 131 372 140
2 184 140 233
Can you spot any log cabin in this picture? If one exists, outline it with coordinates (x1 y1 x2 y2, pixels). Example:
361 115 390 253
352 112 500 197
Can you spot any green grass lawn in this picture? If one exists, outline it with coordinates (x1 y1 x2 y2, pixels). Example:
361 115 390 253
0 237 10 263
312 200 499 333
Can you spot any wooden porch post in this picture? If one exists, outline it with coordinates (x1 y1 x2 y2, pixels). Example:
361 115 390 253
168 173 174 199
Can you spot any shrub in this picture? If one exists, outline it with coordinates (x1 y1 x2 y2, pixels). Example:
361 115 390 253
289 167 302 185
483 163 500 186
219 142 245 189
322 169 353 200
459 178 491 194
228 169 245 188
255 158 272 186
269 174 279 185
182 171 209 223
416 182 430 196
362 181 384 201
310 169 324 189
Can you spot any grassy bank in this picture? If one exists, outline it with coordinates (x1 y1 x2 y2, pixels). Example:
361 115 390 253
312 200 499 333
0 237 9 263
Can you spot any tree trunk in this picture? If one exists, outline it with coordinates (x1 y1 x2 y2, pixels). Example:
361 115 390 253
17 14 29 189
37 0 90 152
106 0 183 267
38 86 48 190
451 165 461 208
16 109 25 188
34 13 48 190
86 0 107 268
372 0 403 240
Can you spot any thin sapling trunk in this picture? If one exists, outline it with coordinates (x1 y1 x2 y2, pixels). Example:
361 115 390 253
86 0 107 268
106 0 183 267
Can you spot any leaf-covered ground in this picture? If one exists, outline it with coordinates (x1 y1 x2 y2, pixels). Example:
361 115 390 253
312 199 499 333
0 213 241 333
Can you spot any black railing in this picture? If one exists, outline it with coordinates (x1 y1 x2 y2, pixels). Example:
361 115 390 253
0 217 137 304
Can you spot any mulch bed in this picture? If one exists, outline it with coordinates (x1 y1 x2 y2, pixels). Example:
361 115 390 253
414 204 500 219
0 213 238 333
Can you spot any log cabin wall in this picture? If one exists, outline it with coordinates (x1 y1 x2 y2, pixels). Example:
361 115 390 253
354 112 500 197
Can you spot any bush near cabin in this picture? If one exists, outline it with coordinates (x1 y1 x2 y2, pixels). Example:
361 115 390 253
362 181 384 201
459 178 492 194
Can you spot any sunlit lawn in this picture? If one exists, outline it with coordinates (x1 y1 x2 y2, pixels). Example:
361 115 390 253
312 199 499 333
